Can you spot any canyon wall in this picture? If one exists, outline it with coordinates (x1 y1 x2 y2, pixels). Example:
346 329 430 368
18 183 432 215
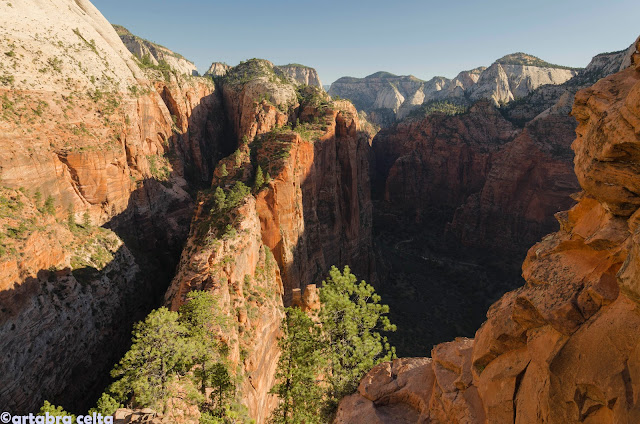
162 62 374 423
0 0 224 412
335 36 640 424
370 45 636 356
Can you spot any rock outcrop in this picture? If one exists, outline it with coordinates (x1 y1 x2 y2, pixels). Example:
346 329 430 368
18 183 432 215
114 25 198 76
329 53 578 127
276 64 323 88
162 64 375 422
335 36 640 424
205 62 231 77
0 0 224 412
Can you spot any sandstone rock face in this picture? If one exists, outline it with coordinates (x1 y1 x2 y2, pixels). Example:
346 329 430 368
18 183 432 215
468 54 578 105
114 25 198 76
163 72 375 422
374 100 579 256
275 64 323 88
220 59 298 143
253 101 375 301
0 0 224 412
336 36 640 424
205 62 231 77
165 197 285 424
329 53 577 127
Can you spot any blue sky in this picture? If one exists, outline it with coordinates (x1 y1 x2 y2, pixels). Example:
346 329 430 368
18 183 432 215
92 0 640 85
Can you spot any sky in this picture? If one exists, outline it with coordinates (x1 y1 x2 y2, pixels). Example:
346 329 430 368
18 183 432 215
91 0 640 85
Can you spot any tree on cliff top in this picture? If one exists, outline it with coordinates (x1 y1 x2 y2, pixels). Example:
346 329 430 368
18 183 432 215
109 307 193 412
270 266 396 422
319 266 396 413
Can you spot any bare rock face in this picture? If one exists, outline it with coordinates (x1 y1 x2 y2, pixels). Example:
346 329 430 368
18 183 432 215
275 64 323 88
336 36 640 424
0 0 224 412
374 99 579 256
165 197 285 424
469 54 578 105
163 72 375 422
329 53 578 127
114 25 198 76
205 62 231 77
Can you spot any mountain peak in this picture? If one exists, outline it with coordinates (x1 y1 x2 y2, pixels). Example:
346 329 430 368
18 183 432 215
495 52 580 70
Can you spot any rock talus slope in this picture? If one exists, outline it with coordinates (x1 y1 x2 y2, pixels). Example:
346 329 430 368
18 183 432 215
0 0 224 412
335 36 640 424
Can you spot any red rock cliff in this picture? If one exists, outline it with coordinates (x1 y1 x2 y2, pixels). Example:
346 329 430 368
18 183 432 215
0 0 225 412
164 76 375 422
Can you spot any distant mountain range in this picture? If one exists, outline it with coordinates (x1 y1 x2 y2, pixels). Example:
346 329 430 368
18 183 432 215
328 52 586 126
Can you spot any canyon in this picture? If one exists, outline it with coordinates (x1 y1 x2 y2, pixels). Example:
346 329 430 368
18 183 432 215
335 36 640 424
1 1 639 423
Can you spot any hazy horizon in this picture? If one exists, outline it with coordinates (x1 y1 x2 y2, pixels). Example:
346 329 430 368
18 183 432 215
92 0 639 85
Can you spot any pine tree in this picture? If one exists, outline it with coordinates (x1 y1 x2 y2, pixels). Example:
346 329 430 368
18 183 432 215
109 307 193 412
220 163 228 177
265 172 272 185
179 291 224 396
254 165 264 191
269 307 324 424
213 187 226 212
318 266 396 415
38 401 75 420
89 393 121 416
209 362 234 417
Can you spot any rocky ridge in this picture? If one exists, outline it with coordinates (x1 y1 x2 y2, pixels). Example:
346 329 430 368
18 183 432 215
162 61 375 422
329 53 579 126
114 24 198 76
336 36 640 424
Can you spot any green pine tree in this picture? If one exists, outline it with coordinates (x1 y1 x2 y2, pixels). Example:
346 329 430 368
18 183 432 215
265 172 272 185
38 401 75 420
109 307 194 412
318 266 396 415
220 163 228 177
88 393 121 416
179 291 225 396
209 362 234 417
269 307 324 424
254 166 264 192
213 187 226 212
